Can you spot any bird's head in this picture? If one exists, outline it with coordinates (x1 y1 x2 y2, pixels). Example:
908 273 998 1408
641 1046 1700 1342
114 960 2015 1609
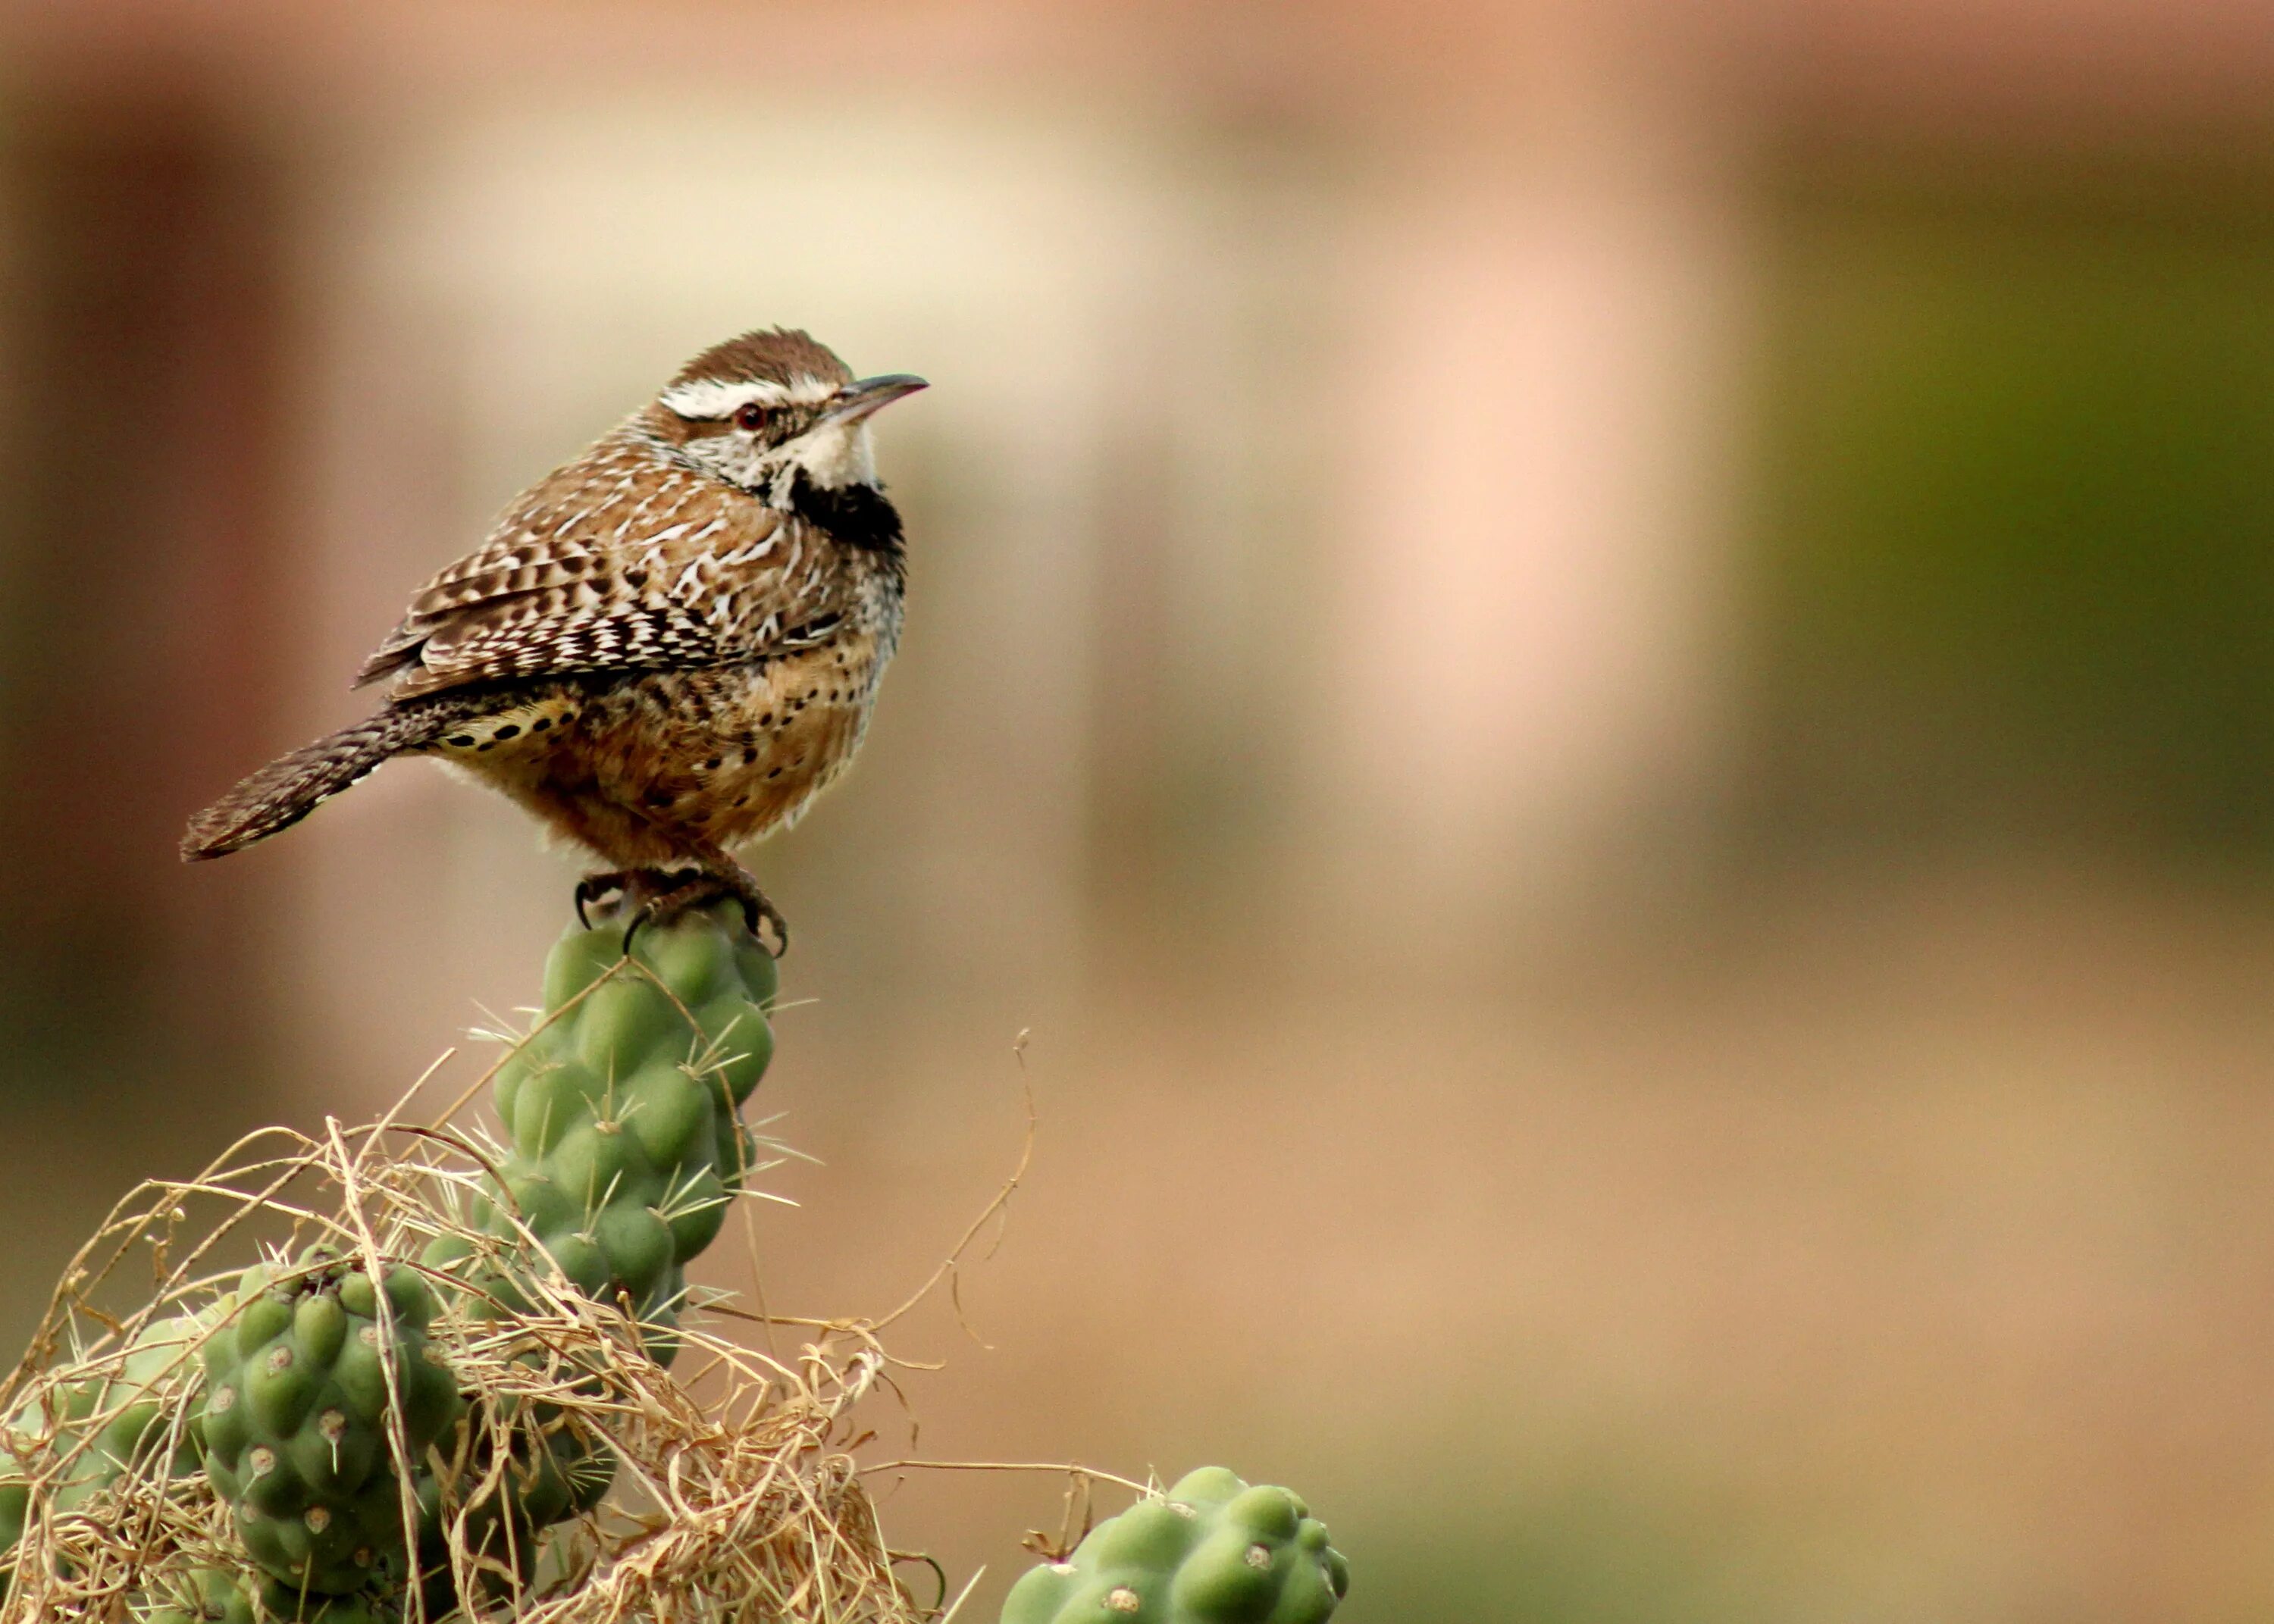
649 328 926 505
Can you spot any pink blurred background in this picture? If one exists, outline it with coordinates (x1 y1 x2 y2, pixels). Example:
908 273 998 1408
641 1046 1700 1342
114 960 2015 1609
6 2 2274 1619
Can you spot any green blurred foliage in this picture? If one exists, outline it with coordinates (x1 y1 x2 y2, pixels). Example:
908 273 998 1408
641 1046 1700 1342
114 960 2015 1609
1746 158 2274 858
1338 1480 1745 1624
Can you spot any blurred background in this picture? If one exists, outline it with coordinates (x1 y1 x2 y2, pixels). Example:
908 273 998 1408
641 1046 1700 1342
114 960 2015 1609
5 1 2274 1618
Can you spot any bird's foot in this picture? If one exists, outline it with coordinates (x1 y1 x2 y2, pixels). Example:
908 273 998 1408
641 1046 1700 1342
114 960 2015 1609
650 867 789 956
573 870 639 930
598 865 788 958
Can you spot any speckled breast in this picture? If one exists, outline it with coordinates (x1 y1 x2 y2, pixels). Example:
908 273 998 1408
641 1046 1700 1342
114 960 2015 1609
420 628 888 864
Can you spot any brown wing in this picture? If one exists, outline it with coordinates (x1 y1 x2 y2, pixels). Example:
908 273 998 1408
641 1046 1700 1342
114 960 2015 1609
357 435 813 699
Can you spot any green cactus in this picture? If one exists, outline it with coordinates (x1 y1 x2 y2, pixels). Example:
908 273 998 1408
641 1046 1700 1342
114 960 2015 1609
197 1252 462 1598
138 1564 408 1624
1 1312 208 1578
426 901 776 1342
137 1565 260 1624
412 1387 612 1603
6 895 1359 1624
255 1584 402 1624
1001 1469 1348 1624
393 902 775 1601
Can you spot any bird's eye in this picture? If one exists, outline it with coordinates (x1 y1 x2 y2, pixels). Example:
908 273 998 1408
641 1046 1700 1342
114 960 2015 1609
734 402 772 432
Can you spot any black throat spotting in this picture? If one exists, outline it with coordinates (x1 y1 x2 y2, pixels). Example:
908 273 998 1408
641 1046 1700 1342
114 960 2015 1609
784 471 904 555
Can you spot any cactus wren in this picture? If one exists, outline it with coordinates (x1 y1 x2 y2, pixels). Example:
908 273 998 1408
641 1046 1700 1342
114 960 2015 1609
182 328 927 947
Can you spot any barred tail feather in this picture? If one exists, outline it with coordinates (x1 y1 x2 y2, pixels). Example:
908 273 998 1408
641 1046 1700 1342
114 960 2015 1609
181 704 457 861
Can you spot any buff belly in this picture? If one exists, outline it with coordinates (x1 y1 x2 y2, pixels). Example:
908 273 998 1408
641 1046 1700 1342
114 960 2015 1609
419 641 883 868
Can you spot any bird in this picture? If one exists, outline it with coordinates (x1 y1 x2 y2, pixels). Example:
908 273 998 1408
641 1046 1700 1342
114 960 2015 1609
181 327 927 950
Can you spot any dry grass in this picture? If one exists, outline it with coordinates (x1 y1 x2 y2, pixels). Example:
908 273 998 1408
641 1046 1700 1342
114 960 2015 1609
0 973 951 1624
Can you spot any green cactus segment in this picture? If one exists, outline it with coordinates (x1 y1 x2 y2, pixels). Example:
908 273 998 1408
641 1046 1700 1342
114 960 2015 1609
392 904 774 1593
1001 1469 1349 1624
137 1565 407 1624
137 1566 260 1624
417 1391 613 1594
198 1253 462 1597
1 1313 208 1572
430 901 775 1337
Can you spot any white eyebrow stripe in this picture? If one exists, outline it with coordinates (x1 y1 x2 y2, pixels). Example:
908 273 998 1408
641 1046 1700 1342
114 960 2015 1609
660 379 793 418
658 373 844 419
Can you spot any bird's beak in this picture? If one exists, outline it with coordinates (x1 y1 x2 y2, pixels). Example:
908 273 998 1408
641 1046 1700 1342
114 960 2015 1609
822 374 928 425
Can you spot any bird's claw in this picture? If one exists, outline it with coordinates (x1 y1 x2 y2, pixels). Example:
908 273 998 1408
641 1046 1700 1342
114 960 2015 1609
580 866 788 959
742 890 790 957
573 871 635 931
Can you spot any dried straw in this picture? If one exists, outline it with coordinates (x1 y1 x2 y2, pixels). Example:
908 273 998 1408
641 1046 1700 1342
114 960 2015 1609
0 1030 928 1624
